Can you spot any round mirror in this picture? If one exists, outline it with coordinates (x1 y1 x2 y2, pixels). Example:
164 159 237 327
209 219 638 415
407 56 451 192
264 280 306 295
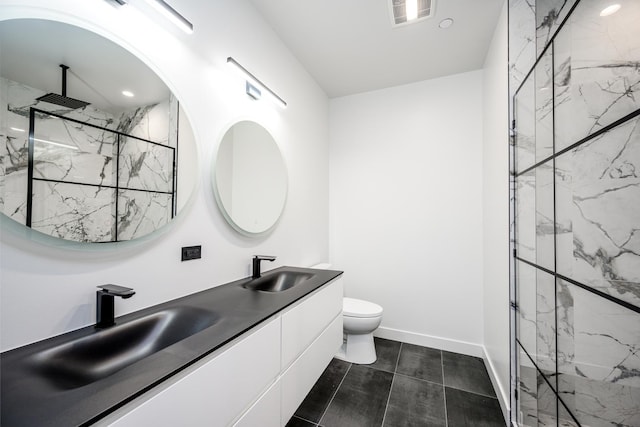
213 121 287 235
0 19 197 243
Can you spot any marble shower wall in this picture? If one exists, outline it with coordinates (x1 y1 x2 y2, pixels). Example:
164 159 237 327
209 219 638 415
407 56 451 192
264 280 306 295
510 0 640 425
0 77 177 242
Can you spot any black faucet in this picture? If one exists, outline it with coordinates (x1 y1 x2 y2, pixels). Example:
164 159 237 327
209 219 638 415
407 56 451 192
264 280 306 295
252 255 276 279
96 284 135 328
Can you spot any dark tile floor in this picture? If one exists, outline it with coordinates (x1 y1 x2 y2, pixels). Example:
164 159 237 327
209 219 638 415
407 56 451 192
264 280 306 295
287 338 505 427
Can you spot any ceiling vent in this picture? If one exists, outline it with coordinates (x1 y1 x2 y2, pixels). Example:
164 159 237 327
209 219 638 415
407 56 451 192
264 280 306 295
390 0 433 27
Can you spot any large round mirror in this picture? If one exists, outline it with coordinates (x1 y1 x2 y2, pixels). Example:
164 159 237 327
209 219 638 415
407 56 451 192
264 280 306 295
213 121 287 235
0 19 197 243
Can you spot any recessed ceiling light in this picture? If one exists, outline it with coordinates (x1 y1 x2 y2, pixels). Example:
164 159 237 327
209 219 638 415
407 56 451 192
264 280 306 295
439 18 454 29
122 90 135 97
600 4 621 16
10 127 25 132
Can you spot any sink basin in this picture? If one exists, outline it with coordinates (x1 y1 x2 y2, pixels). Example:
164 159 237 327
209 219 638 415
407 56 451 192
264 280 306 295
242 271 314 292
30 306 219 389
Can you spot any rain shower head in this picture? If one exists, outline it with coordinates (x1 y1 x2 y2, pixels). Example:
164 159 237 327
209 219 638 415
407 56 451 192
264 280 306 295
36 64 90 109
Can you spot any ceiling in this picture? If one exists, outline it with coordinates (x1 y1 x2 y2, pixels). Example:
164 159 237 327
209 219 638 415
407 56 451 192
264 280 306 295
249 0 505 98
0 19 170 114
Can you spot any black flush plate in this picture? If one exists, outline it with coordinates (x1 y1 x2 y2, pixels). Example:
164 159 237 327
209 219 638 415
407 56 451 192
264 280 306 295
181 245 201 261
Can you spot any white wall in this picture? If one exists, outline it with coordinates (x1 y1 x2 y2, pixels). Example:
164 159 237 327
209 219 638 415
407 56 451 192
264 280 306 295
0 0 330 351
329 70 485 355
482 0 510 418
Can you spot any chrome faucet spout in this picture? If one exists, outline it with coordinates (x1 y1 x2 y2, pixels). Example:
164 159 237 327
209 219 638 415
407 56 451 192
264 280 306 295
96 284 135 328
252 255 276 279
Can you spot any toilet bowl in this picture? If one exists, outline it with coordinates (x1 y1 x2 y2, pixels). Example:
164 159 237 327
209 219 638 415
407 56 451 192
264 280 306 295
310 263 384 365
336 297 383 364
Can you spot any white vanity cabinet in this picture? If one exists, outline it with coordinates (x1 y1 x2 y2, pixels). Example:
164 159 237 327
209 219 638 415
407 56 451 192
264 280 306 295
100 315 282 427
97 276 343 427
279 278 344 424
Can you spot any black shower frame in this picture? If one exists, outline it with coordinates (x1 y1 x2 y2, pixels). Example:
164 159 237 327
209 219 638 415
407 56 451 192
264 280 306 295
509 0 640 425
26 107 176 242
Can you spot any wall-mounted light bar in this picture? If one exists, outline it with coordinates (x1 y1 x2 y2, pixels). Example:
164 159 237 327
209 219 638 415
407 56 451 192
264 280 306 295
144 0 194 34
245 81 261 101
107 0 193 34
227 57 287 108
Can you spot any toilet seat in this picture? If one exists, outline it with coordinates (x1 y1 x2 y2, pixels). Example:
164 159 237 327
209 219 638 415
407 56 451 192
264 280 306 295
343 297 383 318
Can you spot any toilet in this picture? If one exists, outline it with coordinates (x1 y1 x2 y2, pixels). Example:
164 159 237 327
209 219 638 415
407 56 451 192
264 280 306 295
311 263 384 365
336 297 383 364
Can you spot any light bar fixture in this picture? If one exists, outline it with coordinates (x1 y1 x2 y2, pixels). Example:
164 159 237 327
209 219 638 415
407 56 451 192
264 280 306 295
245 82 261 100
227 57 287 108
145 0 194 34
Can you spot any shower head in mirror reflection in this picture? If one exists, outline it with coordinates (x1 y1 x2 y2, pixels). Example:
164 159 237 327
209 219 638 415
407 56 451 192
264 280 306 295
0 19 198 244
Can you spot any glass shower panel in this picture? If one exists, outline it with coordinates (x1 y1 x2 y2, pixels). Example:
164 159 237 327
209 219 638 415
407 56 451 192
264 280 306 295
30 180 115 242
510 1 640 426
508 0 537 94
118 136 174 193
515 73 536 173
116 189 172 241
554 0 640 153
535 0 577 56
517 343 560 427
556 279 640 427
555 116 640 308
516 171 536 262
517 261 556 382
32 112 117 186
535 49 553 163
535 160 554 271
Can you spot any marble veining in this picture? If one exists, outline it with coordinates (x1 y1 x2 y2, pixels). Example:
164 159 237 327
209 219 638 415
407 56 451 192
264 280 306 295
511 1 640 425
515 68 536 173
557 280 640 427
31 181 115 242
554 0 640 152
117 190 172 241
535 161 554 272
556 116 640 307
509 0 537 95
516 171 536 262
118 136 173 193
0 77 176 242
535 50 554 162
535 0 576 56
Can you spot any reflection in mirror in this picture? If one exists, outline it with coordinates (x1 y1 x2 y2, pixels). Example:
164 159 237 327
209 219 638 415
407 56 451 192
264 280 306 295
214 121 287 235
0 19 196 243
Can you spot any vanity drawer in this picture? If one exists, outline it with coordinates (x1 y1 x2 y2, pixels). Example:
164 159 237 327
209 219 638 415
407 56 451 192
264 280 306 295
102 316 281 427
281 313 343 424
280 277 343 370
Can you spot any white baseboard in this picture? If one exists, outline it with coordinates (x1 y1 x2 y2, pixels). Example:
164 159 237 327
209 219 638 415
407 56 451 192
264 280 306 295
374 326 484 358
373 326 510 426
482 345 510 426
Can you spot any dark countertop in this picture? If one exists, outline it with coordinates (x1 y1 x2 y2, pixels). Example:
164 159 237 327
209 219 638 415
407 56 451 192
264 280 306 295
0 266 343 427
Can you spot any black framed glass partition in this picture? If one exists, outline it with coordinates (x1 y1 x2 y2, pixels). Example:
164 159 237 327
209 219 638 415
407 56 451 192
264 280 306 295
26 108 175 242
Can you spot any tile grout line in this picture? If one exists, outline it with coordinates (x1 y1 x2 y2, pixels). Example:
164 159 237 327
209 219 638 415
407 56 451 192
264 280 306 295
291 415 318 426
441 350 449 427
394 342 403 374
444 385 500 400
317 361 352 426
380 342 403 427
